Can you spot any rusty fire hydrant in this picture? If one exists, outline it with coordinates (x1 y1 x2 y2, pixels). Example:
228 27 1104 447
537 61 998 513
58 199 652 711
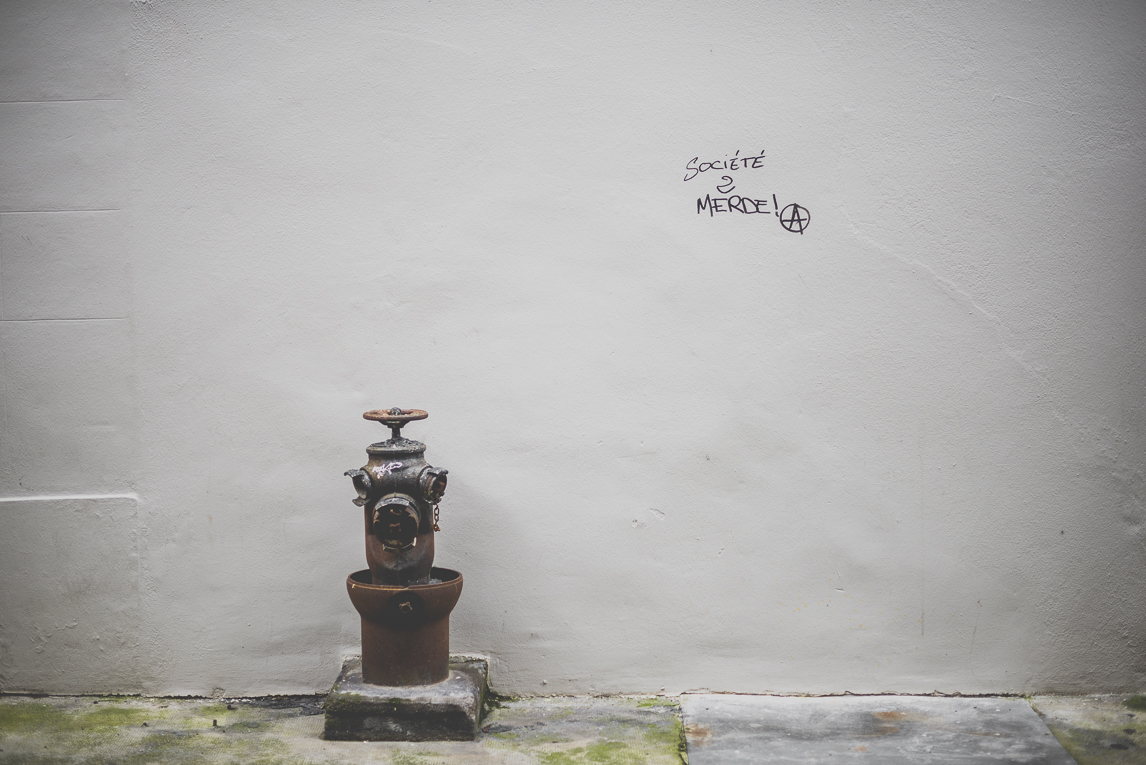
343 408 462 686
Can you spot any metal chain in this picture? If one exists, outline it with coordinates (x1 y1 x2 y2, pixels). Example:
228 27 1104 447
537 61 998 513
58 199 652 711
432 503 441 532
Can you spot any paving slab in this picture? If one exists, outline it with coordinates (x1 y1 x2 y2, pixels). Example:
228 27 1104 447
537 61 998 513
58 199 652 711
681 694 1076 764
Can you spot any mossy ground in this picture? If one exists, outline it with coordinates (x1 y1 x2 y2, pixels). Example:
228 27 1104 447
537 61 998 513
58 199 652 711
481 696 686 765
0 696 302 765
1031 694 1146 765
1 694 686 764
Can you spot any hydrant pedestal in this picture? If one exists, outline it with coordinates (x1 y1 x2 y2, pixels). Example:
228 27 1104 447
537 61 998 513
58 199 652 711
323 654 488 742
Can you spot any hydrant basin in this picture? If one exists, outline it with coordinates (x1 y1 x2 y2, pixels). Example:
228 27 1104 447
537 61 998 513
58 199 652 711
347 567 463 686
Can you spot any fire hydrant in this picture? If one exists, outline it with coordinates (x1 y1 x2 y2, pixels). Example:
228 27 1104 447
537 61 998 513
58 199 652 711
342 408 462 686
325 408 486 742
344 408 448 587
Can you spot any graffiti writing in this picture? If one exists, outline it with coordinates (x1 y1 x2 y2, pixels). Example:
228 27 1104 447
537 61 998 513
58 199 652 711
684 149 810 233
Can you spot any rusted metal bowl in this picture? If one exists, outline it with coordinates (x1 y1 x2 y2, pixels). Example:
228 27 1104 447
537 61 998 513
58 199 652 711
346 568 463 686
347 568 462 625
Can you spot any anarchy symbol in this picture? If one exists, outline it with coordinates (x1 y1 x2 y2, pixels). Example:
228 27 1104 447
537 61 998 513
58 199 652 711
779 203 811 234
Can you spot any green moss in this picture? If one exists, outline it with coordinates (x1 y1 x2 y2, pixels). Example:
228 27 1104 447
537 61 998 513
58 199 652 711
642 714 687 764
389 752 445 765
114 729 296 765
0 699 302 765
587 740 643 763
534 739 675 765
1046 723 1139 765
539 746 585 765
481 690 514 722
0 755 76 765
1124 695 1146 712
636 698 676 708
515 728 575 747
230 720 264 731
538 741 648 765
78 705 152 731
197 703 231 717
0 702 71 732
2 694 687 765
0 701 151 736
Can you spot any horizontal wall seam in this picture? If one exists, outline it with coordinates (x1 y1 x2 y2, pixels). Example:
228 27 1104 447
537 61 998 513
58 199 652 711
0 99 126 105
0 493 139 503
0 317 128 322
0 209 122 214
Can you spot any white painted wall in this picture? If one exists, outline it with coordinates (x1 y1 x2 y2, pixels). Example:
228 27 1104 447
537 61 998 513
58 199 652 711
1 0 1143 696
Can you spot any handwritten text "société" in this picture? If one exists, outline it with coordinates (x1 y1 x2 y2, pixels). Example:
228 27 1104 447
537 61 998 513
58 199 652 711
683 150 765 182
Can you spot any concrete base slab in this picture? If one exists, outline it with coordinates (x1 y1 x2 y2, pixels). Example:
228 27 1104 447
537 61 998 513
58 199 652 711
322 654 487 742
681 694 1077 764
